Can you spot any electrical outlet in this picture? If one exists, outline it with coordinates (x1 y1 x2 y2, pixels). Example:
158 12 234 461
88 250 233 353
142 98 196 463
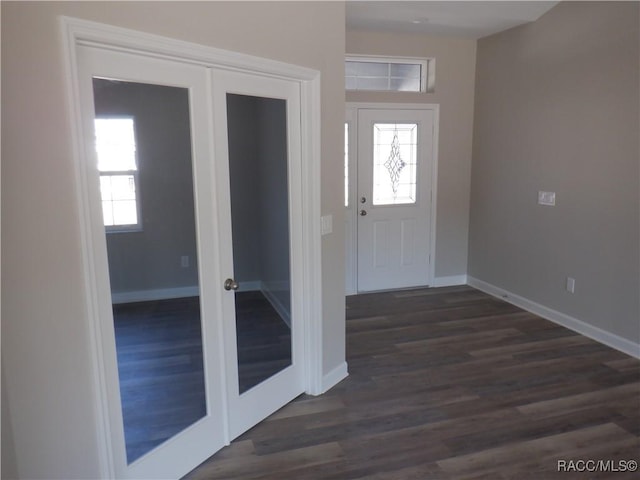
321 215 333 235
181 255 189 268
538 191 556 206
566 277 575 293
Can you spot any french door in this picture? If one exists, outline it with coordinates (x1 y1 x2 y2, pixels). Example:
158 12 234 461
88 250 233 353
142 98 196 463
211 69 306 439
347 106 437 293
76 43 306 479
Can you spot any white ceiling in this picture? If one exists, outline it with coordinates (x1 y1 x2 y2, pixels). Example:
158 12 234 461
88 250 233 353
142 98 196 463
346 1 559 39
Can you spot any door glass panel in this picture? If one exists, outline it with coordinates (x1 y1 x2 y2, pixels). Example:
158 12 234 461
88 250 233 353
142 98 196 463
226 93 292 394
93 78 206 463
372 123 418 205
345 122 349 207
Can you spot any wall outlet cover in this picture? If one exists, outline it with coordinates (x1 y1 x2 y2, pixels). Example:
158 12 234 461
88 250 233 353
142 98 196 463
538 191 556 206
566 276 575 293
321 215 333 235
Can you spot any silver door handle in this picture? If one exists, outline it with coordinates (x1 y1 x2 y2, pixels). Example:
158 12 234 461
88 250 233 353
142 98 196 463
359 210 367 216
224 278 239 291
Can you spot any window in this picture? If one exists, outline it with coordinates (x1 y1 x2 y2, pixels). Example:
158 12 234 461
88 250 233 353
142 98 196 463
345 56 435 93
94 117 141 231
345 122 349 207
373 123 418 205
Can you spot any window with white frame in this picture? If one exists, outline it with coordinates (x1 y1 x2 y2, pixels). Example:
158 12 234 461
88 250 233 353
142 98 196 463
94 117 141 231
345 56 435 93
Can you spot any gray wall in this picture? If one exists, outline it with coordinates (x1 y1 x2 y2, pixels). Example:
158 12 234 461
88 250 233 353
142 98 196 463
346 30 477 279
93 80 200 296
256 98 292 312
227 94 291 315
469 1 639 342
1 365 18 480
227 95 261 282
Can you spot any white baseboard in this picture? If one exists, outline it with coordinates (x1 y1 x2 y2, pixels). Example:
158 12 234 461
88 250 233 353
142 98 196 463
432 275 468 287
111 286 199 304
321 362 348 393
467 276 640 359
261 281 291 328
237 280 261 292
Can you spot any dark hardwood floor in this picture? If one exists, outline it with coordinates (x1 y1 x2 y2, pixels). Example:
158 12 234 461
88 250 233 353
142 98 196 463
235 291 291 393
185 286 640 479
114 292 290 463
114 296 207 463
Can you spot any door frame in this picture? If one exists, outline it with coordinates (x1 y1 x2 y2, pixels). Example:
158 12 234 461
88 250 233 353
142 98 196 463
345 102 439 294
62 16 324 479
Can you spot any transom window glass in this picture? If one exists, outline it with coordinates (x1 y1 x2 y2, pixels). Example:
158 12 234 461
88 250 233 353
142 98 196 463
95 117 141 230
373 123 418 205
345 122 349 207
345 56 434 93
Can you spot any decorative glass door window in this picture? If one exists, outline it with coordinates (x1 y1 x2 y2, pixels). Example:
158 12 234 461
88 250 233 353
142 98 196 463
372 123 418 205
95 117 141 230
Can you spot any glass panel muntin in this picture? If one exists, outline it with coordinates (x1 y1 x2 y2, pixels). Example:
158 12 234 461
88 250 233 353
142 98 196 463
345 57 434 93
373 123 418 206
346 60 422 92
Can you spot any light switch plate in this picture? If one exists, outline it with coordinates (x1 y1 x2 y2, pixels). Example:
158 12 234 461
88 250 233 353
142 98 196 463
321 215 333 235
538 191 556 206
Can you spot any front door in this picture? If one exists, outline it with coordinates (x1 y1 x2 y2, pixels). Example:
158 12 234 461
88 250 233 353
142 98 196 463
356 108 436 292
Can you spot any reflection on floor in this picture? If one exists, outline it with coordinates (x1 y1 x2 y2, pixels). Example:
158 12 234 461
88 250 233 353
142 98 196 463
113 297 207 463
113 291 291 463
235 291 292 394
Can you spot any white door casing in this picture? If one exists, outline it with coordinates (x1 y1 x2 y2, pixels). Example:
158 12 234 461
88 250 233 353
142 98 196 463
347 105 438 293
63 17 323 480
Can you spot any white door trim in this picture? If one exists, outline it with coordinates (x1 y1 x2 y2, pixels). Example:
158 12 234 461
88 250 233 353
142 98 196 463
61 16 323 478
345 102 439 293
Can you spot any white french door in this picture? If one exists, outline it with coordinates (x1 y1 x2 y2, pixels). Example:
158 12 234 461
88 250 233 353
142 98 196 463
77 45 227 479
211 69 305 439
348 106 437 293
75 39 312 479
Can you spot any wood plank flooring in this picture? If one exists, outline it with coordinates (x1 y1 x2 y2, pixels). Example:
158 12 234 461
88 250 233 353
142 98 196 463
235 291 291 393
114 292 290 463
114 297 207 463
185 286 639 479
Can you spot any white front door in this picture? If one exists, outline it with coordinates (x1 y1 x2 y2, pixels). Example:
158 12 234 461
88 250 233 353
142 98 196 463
356 108 436 292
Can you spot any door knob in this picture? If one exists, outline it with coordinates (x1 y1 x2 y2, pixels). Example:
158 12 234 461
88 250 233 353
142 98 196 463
360 196 367 204
359 210 367 216
224 278 239 291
